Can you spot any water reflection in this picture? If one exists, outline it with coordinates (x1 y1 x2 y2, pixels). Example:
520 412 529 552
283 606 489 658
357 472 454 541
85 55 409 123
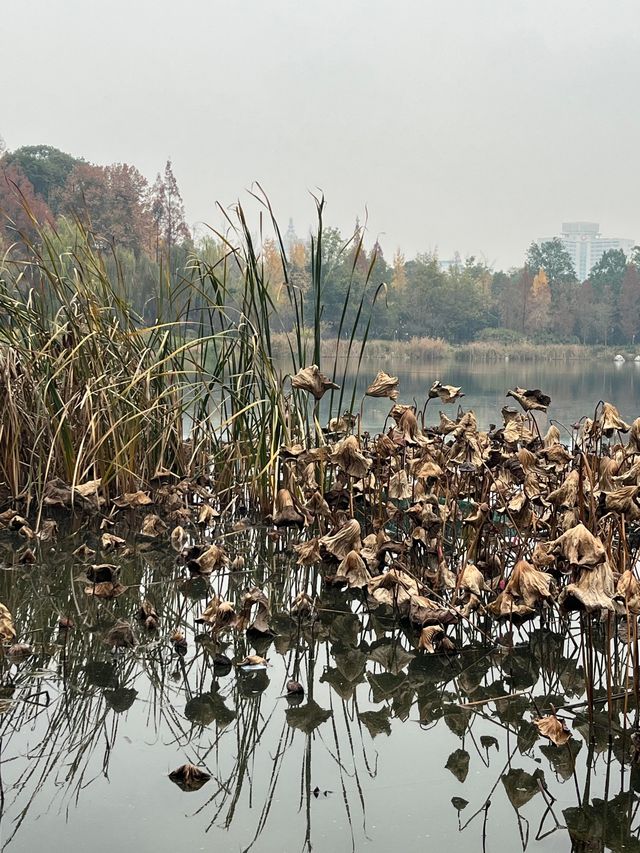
0 520 639 853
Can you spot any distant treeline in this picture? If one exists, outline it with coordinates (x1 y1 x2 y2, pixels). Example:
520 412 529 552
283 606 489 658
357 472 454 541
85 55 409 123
1 141 639 346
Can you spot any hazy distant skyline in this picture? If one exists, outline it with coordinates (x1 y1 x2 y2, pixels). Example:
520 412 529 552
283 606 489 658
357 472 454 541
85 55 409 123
2 0 639 268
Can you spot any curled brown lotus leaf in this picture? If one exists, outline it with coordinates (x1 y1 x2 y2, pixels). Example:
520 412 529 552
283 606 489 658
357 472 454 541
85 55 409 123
366 371 399 400
628 417 640 453
603 485 640 520
320 519 362 560
438 410 458 435
559 561 615 613
415 458 443 480
19 547 36 564
104 620 135 648
506 387 551 413
291 364 339 400
170 525 187 552
534 714 571 746
290 591 317 616
598 457 620 492
388 470 413 500
279 443 305 460
418 625 445 653
398 408 423 444
330 435 371 478
368 569 419 612
0 603 16 643
543 424 561 447
614 570 640 614
85 581 127 599
37 519 58 541
101 532 126 551
294 537 322 566
409 594 460 627
550 523 606 568
138 599 159 630
304 491 331 518
429 381 463 405
458 563 486 596
113 490 153 508
452 410 478 439
86 563 119 583
503 560 554 608
541 442 573 469
169 763 211 792
600 401 630 435
140 513 168 538
238 588 272 634
193 543 228 575
197 504 219 527
335 550 371 589
531 541 555 569
272 488 305 527
503 413 535 445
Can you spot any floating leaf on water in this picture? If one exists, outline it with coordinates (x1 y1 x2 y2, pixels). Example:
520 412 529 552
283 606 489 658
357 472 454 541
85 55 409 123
534 714 571 746
235 655 268 668
286 699 332 733
445 748 470 782
168 763 211 792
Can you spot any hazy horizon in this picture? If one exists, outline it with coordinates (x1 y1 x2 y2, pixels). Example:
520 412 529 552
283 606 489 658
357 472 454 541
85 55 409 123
2 0 639 267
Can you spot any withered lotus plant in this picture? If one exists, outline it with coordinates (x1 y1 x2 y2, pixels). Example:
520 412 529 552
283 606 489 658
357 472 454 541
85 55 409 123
418 625 445 653
428 380 463 405
366 371 399 400
506 387 551 413
330 435 371 478
320 519 362 559
614 570 640 614
291 364 339 400
335 549 371 588
599 402 630 435
550 523 606 569
272 488 305 527
294 537 322 566
0 603 16 642
559 561 615 613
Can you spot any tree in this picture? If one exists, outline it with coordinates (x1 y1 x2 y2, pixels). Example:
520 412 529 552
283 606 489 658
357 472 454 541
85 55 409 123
391 249 407 291
56 162 153 253
526 239 576 286
0 160 53 244
148 160 190 260
526 268 551 335
3 145 80 212
618 264 640 344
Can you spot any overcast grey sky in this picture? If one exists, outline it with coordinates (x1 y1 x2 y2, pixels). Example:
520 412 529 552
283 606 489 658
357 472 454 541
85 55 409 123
2 0 639 267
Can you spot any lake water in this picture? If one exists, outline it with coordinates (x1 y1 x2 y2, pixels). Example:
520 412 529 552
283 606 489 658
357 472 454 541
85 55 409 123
1 356 640 853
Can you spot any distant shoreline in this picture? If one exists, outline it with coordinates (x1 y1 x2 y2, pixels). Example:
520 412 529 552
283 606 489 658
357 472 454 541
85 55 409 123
271 334 637 363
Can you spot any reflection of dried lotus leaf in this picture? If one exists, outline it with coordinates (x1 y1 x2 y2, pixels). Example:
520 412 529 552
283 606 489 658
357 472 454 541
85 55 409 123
8 643 32 661
73 543 96 559
445 748 470 782
506 387 550 413
290 591 316 616
409 595 460 626
487 590 535 623
559 561 615 613
37 519 58 541
140 513 168 538
335 550 371 588
320 519 362 559
550 523 606 568
503 560 554 608
113 491 153 508
0 603 16 642
600 401 630 435
137 599 159 630
429 381 463 405
86 563 119 583
84 581 127 599
239 587 272 635
366 371 399 400
534 714 571 746
104 620 135 648
101 532 126 551
368 569 419 612
291 364 339 400
294 537 322 566
501 767 545 809
285 699 332 733
358 707 391 737
615 570 640 613
419 625 445 652
459 563 486 596
18 547 36 564
330 435 371 478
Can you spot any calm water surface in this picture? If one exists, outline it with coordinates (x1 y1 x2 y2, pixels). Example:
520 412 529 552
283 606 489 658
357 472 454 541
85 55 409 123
2 356 640 853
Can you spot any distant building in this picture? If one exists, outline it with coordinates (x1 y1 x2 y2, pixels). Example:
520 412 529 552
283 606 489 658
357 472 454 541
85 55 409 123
537 222 635 281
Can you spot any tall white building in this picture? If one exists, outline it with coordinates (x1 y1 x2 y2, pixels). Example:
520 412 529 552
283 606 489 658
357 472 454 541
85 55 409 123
537 222 635 281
